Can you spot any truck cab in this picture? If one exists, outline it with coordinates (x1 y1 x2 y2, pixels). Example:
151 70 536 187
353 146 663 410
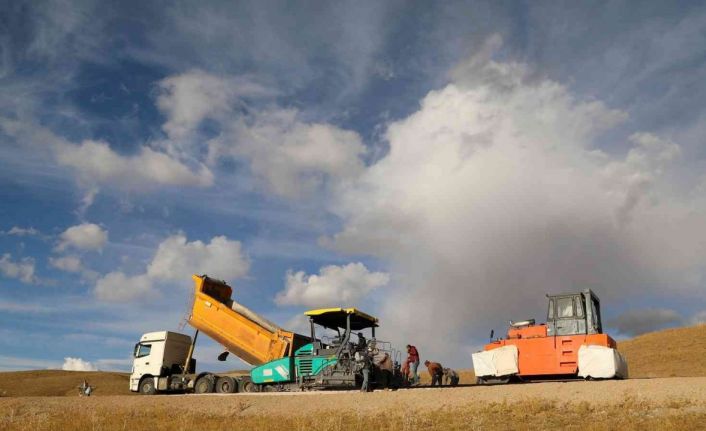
130 331 194 394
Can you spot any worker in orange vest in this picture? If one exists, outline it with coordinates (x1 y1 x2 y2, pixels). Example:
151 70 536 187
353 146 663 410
424 360 444 386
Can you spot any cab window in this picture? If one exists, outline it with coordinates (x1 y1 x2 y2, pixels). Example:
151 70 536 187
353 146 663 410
547 299 555 320
557 297 574 318
591 298 602 330
135 344 152 358
574 297 584 318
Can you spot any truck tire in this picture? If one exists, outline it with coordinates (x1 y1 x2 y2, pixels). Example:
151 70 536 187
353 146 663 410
216 376 236 393
194 375 215 394
139 377 157 395
241 379 257 393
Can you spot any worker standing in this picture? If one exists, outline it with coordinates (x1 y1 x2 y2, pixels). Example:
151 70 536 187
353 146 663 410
405 344 420 385
356 348 373 392
443 368 460 386
424 360 444 386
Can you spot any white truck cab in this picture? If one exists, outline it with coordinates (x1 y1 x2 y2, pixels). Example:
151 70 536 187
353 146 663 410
130 331 193 394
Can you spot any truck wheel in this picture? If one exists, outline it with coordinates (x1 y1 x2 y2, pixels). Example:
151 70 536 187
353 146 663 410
139 377 157 395
216 376 236 393
241 380 257 393
194 375 215 394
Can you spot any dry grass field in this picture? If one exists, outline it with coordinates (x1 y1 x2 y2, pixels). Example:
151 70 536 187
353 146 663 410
2 324 706 430
1 378 705 430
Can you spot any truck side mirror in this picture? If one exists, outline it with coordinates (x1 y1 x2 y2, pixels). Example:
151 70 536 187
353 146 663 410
489 330 494 341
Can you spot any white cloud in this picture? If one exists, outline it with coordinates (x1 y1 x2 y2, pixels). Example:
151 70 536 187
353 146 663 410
147 234 250 281
5 226 39 236
94 272 157 303
62 357 98 372
324 38 706 362
213 108 367 198
156 69 366 198
0 253 36 284
275 262 389 307
157 69 271 141
56 223 108 252
609 308 684 336
55 139 214 189
49 255 82 272
94 234 250 303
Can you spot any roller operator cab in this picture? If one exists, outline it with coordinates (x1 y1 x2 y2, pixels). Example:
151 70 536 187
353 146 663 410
473 289 628 384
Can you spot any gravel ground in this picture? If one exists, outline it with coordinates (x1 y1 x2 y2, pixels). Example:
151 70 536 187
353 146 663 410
3 377 705 416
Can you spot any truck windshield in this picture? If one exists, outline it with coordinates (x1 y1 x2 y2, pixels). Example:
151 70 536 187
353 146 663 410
135 344 151 358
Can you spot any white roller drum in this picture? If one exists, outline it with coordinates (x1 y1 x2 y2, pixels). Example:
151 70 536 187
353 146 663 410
472 345 519 377
578 344 628 379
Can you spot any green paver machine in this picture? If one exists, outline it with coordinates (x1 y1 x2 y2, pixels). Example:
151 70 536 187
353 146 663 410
251 307 391 391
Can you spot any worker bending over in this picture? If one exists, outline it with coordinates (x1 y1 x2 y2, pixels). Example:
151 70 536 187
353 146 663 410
424 360 444 386
443 368 460 386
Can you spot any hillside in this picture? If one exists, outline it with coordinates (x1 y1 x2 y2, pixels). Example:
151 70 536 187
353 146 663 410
618 323 706 378
0 370 132 397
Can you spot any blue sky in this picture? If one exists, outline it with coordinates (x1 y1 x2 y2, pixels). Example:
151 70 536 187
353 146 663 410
1 1 706 372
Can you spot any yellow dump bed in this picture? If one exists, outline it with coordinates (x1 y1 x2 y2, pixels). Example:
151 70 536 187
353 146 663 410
188 275 307 365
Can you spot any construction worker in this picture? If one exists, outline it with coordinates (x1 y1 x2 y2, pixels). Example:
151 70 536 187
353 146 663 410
356 348 372 392
357 332 367 349
424 360 444 386
443 368 460 386
405 344 420 385
78 380 93 396
372 349 393 389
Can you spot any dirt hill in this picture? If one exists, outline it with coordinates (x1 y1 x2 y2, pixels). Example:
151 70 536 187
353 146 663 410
0 370 132 397
618 323 706 378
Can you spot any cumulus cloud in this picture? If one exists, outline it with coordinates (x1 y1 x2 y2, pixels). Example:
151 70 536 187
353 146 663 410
156 69 366 198
609 308 684 336
56 223 108 252
0 254 36 284
94 272 156 303
157 69 271 141
213 108 367 198
49 255 82 272
147 234 250 281
62 357 98 372
55 139 214 189
94 234 249 303
276 262 389 307
323 38 706 362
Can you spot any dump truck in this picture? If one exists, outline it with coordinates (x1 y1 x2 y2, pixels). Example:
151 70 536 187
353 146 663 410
130 275 397 394
472 289 628 384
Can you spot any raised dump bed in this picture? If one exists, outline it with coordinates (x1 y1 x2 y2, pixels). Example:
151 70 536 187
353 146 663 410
188 275 309 365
